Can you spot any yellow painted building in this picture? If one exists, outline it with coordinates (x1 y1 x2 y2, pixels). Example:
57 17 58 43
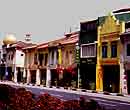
96 12 125 92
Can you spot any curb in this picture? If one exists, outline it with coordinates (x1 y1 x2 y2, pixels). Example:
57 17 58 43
0 81 127 97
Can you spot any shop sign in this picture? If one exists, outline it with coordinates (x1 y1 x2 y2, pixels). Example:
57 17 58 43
81 58 96 64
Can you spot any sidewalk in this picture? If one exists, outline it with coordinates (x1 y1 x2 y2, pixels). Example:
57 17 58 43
0 81 130 103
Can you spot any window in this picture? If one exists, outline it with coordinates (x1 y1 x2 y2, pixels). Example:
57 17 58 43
102 42 108 58
38 53 44 65
44 53 48 66
127 44 130 56
81 44 96 57
11 54 13 60
51 51 54 64
34 53 37 64
66 51 69 64
111 41 117 58
56 50 59 64
8 55 10 60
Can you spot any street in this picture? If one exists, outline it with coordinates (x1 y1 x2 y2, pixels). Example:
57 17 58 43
5 82 130 110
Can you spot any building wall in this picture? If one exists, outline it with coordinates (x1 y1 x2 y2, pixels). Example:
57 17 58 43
6 49 15 67
15 50 25 67
122 39 130 63
62 44 76 68
96 12 125 92
24 49 36 69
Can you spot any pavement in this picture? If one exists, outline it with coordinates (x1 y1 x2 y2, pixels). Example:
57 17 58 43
1 81 130 110
0 80 130 103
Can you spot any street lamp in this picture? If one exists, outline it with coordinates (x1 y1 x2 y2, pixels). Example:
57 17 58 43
75 43 80 88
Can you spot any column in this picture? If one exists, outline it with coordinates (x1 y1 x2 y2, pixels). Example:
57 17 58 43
96 64 103 92
27 69 31 84
108 42 111 58
58 48 63 80
36 69 40 85
23 68 26 83
14 66 17 83
58 48 62 65
46 68 51 87
23 68 26 78
120 63 127 94
96 37 103 91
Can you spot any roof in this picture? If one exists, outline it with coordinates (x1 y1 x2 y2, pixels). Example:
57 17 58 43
22 43 37 50
98 12 130 26
37 43 48 49
113 8 130 13
8 41 35 49
60 33 78 45
80 19 97 24
37 31 79 49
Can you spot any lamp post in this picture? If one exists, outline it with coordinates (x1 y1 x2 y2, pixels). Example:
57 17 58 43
75 43 80 88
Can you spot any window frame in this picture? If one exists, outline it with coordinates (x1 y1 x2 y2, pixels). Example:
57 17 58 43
80 43 96 58
102 42 108 58
111 41 117 58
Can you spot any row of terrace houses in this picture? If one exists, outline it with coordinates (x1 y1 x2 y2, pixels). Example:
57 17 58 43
2 8 130 95
0 32 79 88
79 8 130 94
23 32 79 87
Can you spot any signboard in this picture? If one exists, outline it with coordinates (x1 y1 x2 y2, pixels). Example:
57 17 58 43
81 58 96 65
75 46 80 64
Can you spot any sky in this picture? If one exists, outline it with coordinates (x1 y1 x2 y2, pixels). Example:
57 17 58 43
0 0 130 44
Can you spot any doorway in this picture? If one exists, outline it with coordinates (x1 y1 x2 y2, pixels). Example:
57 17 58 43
40 69 46 85
30 70 36 84
80 63 96 90
103 65 120 93
127 70 130 94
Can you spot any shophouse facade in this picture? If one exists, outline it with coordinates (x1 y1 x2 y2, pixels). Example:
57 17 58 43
23 44 37 85
23 31 78 87
120 21 130 94
96 11 130 93
80 20 97 90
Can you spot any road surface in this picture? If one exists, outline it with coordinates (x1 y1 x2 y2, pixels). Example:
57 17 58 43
9 84 130 110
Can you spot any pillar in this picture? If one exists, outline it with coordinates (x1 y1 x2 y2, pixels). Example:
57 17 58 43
36 69 40 85
96 26 103 91
96 64 103 92
108 42 111 58
46 68 51 87
58 48 63 80
120 63 127 94
58 48 62 65
23 68 26 78
27 69 31 84
14 66 17 83
22 68 26 83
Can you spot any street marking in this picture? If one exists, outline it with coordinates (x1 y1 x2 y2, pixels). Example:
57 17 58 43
50 94 63 98
93 98 130 106
119 103 130 106
99 102 116 106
